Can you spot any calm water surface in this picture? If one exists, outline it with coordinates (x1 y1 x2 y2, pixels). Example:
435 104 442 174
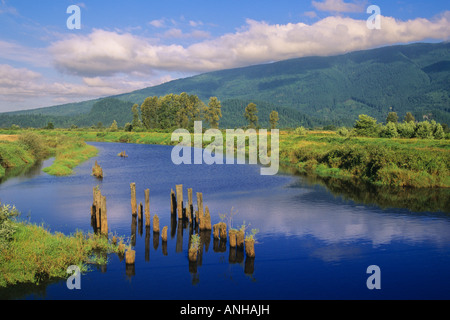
0 142 449 300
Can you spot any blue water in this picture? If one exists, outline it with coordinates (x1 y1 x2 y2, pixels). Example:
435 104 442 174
0 142 449 300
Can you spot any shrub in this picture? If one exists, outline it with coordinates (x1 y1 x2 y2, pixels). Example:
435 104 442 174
354 114 380 137
18 132 47 159
294 126 307 135
415 121 433 139
379 122 398 138
397 121 416 138
0 203 19 247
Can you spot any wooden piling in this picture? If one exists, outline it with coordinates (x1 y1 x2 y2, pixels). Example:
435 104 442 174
170 189 175 215
202 206 212 231
162 226 168 242
245 238 255 258
138 202 143 221
229 229 237 247
196 192 203 224
187 188 193 223
213 224 220 239
153 214 160 233
236 230 245 249
130 183 137 216
219 222 227 240
100 195 108 235
125 249 136 265
145 189 150 227
176 184 183 219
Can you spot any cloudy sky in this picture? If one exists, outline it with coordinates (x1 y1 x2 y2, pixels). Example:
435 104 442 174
0 0 449 112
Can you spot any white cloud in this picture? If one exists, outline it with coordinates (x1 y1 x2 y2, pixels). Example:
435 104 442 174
312 0 365 13
149 18 166 28
49 13 450 78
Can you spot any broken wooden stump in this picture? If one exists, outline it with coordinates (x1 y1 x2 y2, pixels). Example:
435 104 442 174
92 160 103 178
162 226 168 242
200 205 212 231
130 183 137 216
236 230 245 249
245 238 255 258
138 202 143 221
117 151 128 158
145 189 150 227
176 184 183 219
100 195 108 235
153 214 160 233
187 188 193 223
213 223 220 239
125 249 136 265
196 192 203 225
229 229 237 248
170 189 176 216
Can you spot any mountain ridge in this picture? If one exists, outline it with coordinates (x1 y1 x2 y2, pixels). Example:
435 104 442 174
1 41 449 128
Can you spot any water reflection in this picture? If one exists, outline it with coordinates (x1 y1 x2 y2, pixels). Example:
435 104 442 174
281 166 450 213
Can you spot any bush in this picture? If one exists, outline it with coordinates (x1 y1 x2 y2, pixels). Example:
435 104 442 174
294 126 307 135
0 203 19 247
354 114 380 137
379 122 398 138
415 121 433 139
397 121 416 138
18 132 47 159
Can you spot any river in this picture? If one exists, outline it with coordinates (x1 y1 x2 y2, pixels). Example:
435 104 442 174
0 142 449 300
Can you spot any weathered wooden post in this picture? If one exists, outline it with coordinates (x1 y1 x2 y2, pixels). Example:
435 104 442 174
170 189 176 215
196 192 203 225
213 223 220 239
229 229 237 248
236 229 245 249
100 195 108 235
201 206 212 231
145 189 150 227
187 188 193 223
153 214 160 233
162 226 168 242
245 238 255 258
125 249 135 265
138 202 143 221
176 184 183 219
130 183 137 216
219 222 227 240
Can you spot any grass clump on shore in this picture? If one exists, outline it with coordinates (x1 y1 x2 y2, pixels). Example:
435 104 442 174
42 135 98 176
0 203 119 287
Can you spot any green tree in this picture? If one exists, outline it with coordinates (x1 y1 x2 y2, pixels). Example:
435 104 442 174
109 120 118 132
204 97 222 129
404 112 415 123
131 104 142 129
244 103 258 129
269 110 279 129
380 122 398 138
141 96 159 130
386 112 398 124
354 114 380 137
415 121 433 139
397 121 416 138
433 123 445 140
45 122 54 130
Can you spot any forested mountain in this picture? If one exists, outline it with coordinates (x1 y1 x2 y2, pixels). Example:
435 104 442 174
1 42 449 128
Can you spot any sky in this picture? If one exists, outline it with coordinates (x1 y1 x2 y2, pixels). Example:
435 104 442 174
0 0 449 112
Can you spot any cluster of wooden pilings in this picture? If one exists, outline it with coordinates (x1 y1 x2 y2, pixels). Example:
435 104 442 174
90 186 108 235
121 182 256 277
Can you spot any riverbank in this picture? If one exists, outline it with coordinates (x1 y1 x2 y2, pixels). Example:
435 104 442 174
1 129 448 188
0 204 121 288
0 131 97 179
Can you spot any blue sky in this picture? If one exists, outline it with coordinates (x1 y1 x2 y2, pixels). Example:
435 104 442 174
0 0 449 112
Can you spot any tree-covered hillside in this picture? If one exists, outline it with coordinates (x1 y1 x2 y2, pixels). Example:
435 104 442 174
1 42 449 128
